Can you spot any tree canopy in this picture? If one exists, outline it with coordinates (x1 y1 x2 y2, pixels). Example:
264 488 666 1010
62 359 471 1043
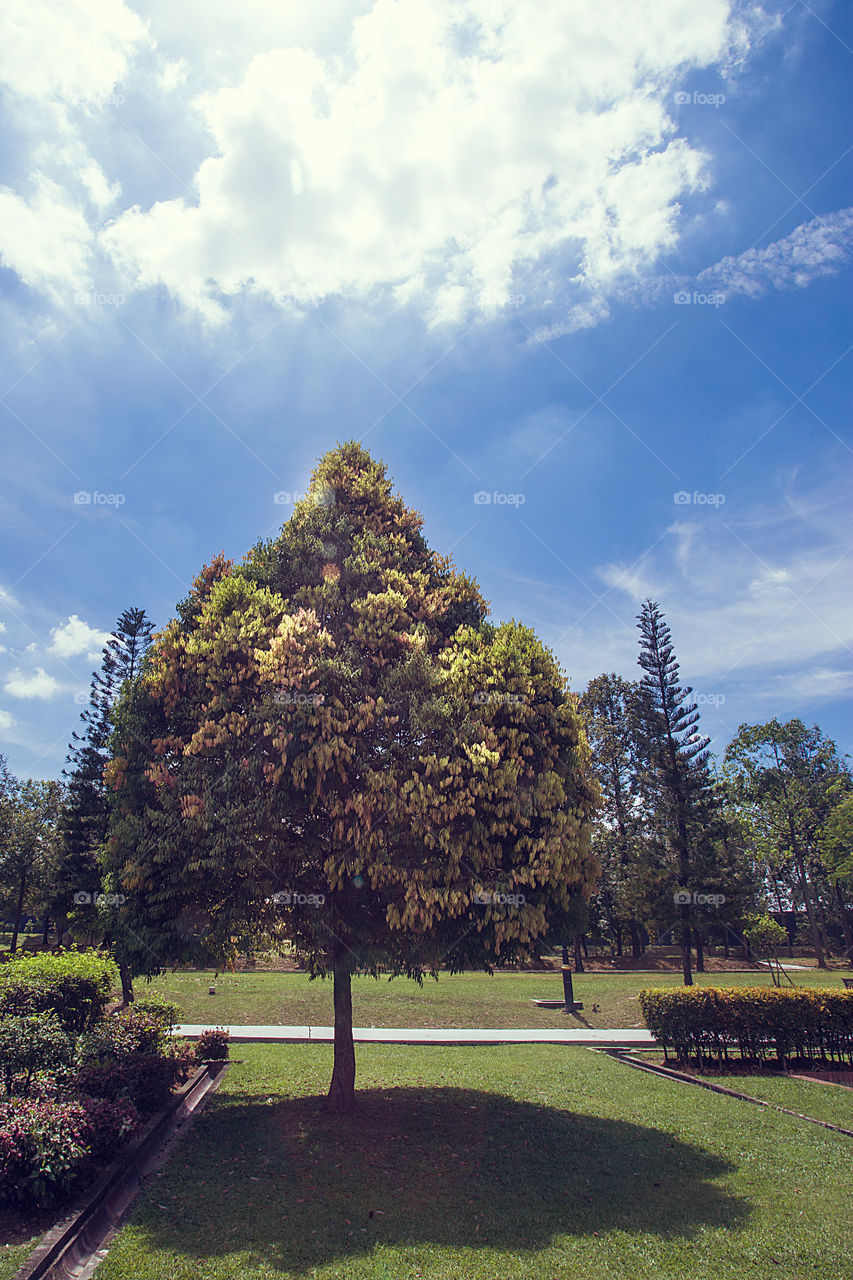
104 443 599 1110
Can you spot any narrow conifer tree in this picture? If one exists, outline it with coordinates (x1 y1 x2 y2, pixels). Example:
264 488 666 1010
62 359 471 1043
636 600 710 985
59 608 154 992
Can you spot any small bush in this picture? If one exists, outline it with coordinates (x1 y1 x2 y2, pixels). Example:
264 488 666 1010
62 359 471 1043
639 986 853 1068
0 1013 74 1097
196 1028 230 1061
77 1006 168 1065
77 1095 138 1160
0 1097 88 1204
132 995 182 1036
0 950 118 1035
74 1050 189 1115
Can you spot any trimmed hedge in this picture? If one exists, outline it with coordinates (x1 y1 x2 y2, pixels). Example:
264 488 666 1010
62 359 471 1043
0 950 119 1035
639 986 853 1069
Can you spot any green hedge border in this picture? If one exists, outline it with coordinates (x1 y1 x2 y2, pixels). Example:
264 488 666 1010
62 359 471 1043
639 986 853 1069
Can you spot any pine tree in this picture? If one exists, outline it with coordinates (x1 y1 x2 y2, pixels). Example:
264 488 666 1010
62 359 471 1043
636 600 710 985
58 609 154 950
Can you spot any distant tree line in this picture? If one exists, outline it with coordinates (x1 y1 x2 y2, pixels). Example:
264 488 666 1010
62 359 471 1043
579 600 852 982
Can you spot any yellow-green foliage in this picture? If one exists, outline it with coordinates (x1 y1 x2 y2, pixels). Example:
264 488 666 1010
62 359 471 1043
639 986 853 1067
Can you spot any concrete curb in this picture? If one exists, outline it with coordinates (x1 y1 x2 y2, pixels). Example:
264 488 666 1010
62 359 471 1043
176 1024 657 1047
12 1062 228 1280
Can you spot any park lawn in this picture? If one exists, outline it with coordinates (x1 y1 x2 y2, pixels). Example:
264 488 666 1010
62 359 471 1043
703 1073 853 1130
144 966 846 1031
92 1043 851 1280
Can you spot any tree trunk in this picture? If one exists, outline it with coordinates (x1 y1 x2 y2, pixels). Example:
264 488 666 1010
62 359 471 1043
614 921 623 957
835 880 853 967
694 927 704 973
680 903 693 986
10 871 27 953
119 959 134 1005
573 935 585 973
326 961 356 1114
41 915 50 947
630 918 643 959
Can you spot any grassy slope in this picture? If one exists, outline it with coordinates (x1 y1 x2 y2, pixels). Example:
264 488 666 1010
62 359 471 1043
94 1043 851 1280
146 966 845 1030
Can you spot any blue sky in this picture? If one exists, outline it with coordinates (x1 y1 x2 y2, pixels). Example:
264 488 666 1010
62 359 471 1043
1 0 851 780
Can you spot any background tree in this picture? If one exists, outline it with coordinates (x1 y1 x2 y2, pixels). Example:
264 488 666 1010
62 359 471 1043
104 444 600 1113
636 599 711 986
725 719 850 969
2 779 63 951
581 673 650 959
58 608 154 990
820 792 853 963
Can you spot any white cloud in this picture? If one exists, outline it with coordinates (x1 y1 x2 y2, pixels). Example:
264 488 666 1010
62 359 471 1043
0 176 94 298
0 0 149 106
98 0 742 323
0 711 15 733
0 623 6 633
4 667 62 699
530 207 853 342
697 207 853 297
48 615 111 660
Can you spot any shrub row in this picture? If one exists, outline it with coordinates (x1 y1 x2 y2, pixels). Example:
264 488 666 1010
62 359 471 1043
639 986 853 1068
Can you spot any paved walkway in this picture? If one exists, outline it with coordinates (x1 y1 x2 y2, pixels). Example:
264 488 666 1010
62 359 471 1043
177 1024 656 1046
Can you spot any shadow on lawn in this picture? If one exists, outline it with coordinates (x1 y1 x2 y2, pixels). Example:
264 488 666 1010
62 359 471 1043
139 1087 748 1274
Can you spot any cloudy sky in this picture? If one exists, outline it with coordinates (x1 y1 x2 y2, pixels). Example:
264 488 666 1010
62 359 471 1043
1 0 851 779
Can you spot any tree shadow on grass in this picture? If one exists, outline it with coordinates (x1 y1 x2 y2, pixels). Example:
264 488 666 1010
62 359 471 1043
137 1087 748 1275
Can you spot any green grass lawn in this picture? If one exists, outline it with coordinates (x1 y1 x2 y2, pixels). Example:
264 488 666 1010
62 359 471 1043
0 1236 44 1280
702 1072 853 1130
144 966 846 1030
91 1042 851 1280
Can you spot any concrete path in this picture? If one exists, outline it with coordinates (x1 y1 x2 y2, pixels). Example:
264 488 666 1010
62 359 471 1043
177 1024 657 1047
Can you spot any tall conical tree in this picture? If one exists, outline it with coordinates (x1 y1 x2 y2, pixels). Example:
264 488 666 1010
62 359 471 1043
105 444 599 1113
58 609 154 979
636 600 710 985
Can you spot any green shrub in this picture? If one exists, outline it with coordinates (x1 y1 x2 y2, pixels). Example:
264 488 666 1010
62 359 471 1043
131 995 182 1035
0 950 119 1035
639 986 853 1068
74 1051 188 1115
0 1098 89 1204
0 1013 74 1097
195 1027 230 1061
77 1007 168 1065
